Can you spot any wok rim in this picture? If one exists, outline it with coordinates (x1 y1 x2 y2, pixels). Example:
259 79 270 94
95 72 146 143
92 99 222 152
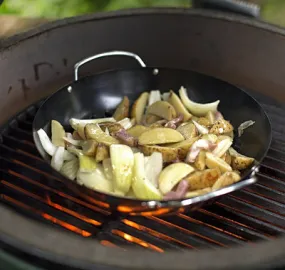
32 66 272 210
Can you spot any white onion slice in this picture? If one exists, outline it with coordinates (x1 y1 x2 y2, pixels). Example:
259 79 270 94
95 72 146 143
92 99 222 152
145 152 163 188
148 90 161 106
51 146 65 171
118 118 133 130
37 129 56 156
238 120 255 137
192 120 209 135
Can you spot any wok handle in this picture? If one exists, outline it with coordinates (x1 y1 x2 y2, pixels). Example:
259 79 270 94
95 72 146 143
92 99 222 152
192 0 260 18
74 51 147 81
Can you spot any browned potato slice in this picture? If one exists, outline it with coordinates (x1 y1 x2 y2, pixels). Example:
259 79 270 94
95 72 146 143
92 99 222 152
205 152 232 173
166 137 198 159
139 145 179 163
51 120 65 147
206 111 215 125
131 92 149 124
85 124 119 146
212 172 241 190
194 150 206 170
185 168 221 191
168 90 192 121
99 122 122 135
209 119 234 135
232 156 254 170
138 128 184 145
146 101 176 121
221 151 232 165
95 143 109 162
127 125 149 138
186 188 211 198
113 96 130 121
82 140 98 156
145 114 162 125
77 124 87 140
197 117 211 127
224 131 234 138
177 122 197 139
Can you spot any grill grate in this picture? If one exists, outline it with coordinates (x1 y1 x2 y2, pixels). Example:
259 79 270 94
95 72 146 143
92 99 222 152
0 93 285 252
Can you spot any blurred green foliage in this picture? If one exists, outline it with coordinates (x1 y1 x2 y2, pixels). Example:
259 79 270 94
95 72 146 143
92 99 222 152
0 0 189 18
0 0 284 26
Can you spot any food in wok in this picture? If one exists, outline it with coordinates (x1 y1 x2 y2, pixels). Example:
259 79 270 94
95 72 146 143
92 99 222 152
37 86 255 200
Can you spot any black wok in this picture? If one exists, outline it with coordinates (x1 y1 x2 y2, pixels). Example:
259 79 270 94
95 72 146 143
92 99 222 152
33 51 271 215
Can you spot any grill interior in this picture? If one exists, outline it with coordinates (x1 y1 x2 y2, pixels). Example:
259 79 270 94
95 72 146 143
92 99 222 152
0 89 284 253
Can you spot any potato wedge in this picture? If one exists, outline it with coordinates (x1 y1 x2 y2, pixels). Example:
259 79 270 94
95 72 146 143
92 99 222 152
95 143 109 162
209 119 234 135
158 163 195 194
85 124 119 146
205 152 232 173
212 137 232 157
185 168 221 191
186 188 211 198
99 122 122 135
145 114 162 125
221 151 232 165
138 128 184 145
228 147 255 170
232 156 254 170
113 96 130 121
177 122 197 139
51 120 65 147
166 137 198 159
168 90 192 121
146 101 176 121
212 172 241 190
139 145 179 163
131 92 149 124
194 150 206 170
82 140 98 156
197 117 211 127
127 125 149 138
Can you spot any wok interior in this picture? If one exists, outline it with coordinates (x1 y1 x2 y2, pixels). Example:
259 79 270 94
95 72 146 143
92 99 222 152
33 68 271 182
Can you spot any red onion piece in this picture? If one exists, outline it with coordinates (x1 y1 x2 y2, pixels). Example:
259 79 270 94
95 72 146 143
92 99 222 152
163 179 189 200
215 111 224 121
185 139 217 163
115 129 138 147
165 114 184 129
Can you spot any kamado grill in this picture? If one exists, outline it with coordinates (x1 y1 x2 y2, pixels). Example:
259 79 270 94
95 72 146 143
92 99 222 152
0 2 285 270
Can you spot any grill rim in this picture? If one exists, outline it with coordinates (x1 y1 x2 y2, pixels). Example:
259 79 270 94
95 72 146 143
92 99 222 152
2 7 285 52
1 204 285 270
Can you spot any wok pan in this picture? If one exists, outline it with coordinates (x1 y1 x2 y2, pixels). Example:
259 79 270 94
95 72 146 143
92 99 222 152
32 51 271 215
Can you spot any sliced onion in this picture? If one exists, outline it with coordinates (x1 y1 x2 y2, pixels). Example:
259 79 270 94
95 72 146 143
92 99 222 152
63 136 82 146
70 117 115 130
63 150 76 161
185 139 217 163
61 158 79 180
118 118 133 130
238 120 255 137
102 158 113 181
105 128 110 136
77 165 113 193
162 92 170 101
212 137 232 157
145 152 163 188
163 179 189 200
179 86 220 116
148 90 161 106
51 146 65 171
192 120 209 135
37 129 56 156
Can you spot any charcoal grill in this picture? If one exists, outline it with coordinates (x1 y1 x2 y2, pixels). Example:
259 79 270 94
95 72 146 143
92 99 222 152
0 7 285 270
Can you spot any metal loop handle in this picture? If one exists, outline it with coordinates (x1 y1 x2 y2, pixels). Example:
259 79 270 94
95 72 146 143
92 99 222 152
74 51 147 81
